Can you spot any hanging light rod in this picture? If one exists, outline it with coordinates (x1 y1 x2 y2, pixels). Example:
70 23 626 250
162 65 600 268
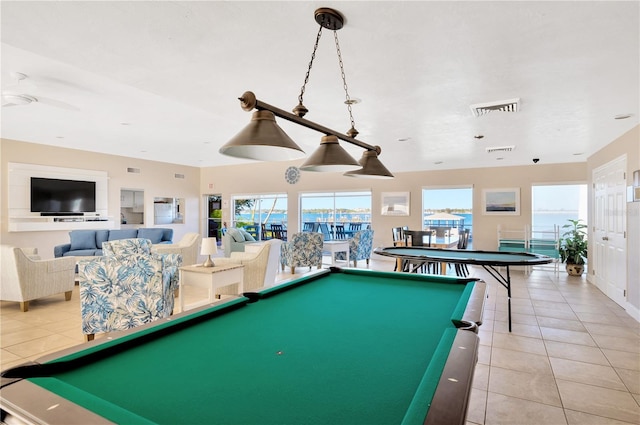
219 7 394 179
237 91 376 153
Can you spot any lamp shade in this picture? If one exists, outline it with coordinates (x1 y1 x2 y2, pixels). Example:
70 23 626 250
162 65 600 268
299 135 361 172
200 238 218 256
344 150 394 179
219 110 306 161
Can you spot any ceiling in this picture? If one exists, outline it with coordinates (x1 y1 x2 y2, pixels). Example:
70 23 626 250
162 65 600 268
1 1 638 173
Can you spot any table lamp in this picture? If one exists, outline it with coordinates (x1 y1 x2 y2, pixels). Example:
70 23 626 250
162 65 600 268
200 237 217 267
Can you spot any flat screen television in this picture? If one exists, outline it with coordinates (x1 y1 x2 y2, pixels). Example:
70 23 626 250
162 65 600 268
30 177 96 214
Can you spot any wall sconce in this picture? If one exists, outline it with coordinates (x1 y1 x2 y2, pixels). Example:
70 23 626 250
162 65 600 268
219 7 393 179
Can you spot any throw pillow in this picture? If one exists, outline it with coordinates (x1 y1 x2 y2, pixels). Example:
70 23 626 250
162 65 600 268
69 230 97 251
137 228 165 244
226 228 245 242
108 229 138 241
95 230 110 248
238 228 256 242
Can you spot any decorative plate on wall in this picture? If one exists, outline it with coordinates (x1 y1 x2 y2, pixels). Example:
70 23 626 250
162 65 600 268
285 166 300 184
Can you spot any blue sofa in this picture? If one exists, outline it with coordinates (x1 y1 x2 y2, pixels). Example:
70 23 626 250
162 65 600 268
54 228 173 258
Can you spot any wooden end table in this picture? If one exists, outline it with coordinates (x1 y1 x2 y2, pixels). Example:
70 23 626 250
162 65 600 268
178 263 244 312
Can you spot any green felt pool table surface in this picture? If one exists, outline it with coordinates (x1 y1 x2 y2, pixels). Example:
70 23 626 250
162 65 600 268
1 268 487 425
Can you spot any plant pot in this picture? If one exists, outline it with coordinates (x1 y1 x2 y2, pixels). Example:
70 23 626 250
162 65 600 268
565 263 584 276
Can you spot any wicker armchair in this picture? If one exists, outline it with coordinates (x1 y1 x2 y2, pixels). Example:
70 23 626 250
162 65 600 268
78 238 181 341
0 246 76 312
214 239 283 295
153 232 201 266
280 232 323 274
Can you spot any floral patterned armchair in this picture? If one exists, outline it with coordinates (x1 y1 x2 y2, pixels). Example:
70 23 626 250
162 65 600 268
78 238 182 341
280 232 323 274
335 229 374 267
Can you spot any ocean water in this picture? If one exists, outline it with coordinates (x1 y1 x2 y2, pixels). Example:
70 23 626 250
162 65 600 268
236 212 583 238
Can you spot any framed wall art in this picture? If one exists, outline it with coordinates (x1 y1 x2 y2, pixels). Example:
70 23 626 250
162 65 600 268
482 188 520 215
381 192 410 216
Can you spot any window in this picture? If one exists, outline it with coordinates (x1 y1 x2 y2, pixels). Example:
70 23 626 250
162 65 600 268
300 191 371 239
422 187 473 245
231 193 287 240
532 184 588 231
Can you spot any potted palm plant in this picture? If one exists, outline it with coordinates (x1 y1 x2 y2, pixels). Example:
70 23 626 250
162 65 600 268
559 218 588 276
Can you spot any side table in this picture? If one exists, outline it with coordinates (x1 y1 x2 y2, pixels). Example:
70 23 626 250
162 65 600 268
323 240 350 266
179 264 244 312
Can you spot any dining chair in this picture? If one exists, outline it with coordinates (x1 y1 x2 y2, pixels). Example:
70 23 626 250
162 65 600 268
318 223 332 241
335 224 347 240
261 223 272 240
391 227 405 246
402 230 437 273
270 224 286 241
404 230 432 247
349 223 362 232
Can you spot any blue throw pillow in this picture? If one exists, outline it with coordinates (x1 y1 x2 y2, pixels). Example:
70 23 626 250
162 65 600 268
239 228 256 242
108 229 138 241
95 230 109 248
137 228 165 244
226 228 245 242
69 230 97 251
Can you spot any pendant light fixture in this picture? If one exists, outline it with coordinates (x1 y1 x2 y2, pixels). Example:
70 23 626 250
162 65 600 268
344 148 394 179
219 7 394 179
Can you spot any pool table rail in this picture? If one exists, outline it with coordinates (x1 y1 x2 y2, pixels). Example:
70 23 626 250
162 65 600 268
454 280 487 332
421 329 479 425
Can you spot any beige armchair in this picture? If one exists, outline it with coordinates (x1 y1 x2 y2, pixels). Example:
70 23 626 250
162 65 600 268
214 239 283 295
153 232 201 266
1 245 76 312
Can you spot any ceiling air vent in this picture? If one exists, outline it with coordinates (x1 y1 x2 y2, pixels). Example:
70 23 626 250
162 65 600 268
486 146 515 154
126 167 141 174
470 98 520 117
174 173 185 179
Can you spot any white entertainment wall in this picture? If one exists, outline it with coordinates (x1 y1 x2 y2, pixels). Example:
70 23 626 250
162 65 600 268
8 162 113 232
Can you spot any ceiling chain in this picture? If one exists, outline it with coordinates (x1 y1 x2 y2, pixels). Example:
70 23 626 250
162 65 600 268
294 26 324 117
294 18 359 138
333 30 358 137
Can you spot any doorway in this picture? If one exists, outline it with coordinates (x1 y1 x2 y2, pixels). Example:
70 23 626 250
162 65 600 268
120 189 144 226
207 195 223 244
593 155 627 307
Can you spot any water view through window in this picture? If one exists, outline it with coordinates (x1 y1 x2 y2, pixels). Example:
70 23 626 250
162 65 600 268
422 187 473 245
532 184 588 230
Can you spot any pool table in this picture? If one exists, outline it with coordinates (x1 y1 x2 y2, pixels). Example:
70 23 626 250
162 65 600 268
1 268 487 425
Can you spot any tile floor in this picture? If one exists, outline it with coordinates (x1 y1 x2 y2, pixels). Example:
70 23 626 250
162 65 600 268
1 257 639 425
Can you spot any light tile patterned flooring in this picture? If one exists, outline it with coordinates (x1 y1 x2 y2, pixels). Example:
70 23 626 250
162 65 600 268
1 257 639 425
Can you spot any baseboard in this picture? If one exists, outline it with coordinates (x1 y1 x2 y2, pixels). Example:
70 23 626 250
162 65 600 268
624 302 640 323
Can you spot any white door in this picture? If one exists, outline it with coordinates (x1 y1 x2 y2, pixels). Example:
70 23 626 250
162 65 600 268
593 155 627 306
